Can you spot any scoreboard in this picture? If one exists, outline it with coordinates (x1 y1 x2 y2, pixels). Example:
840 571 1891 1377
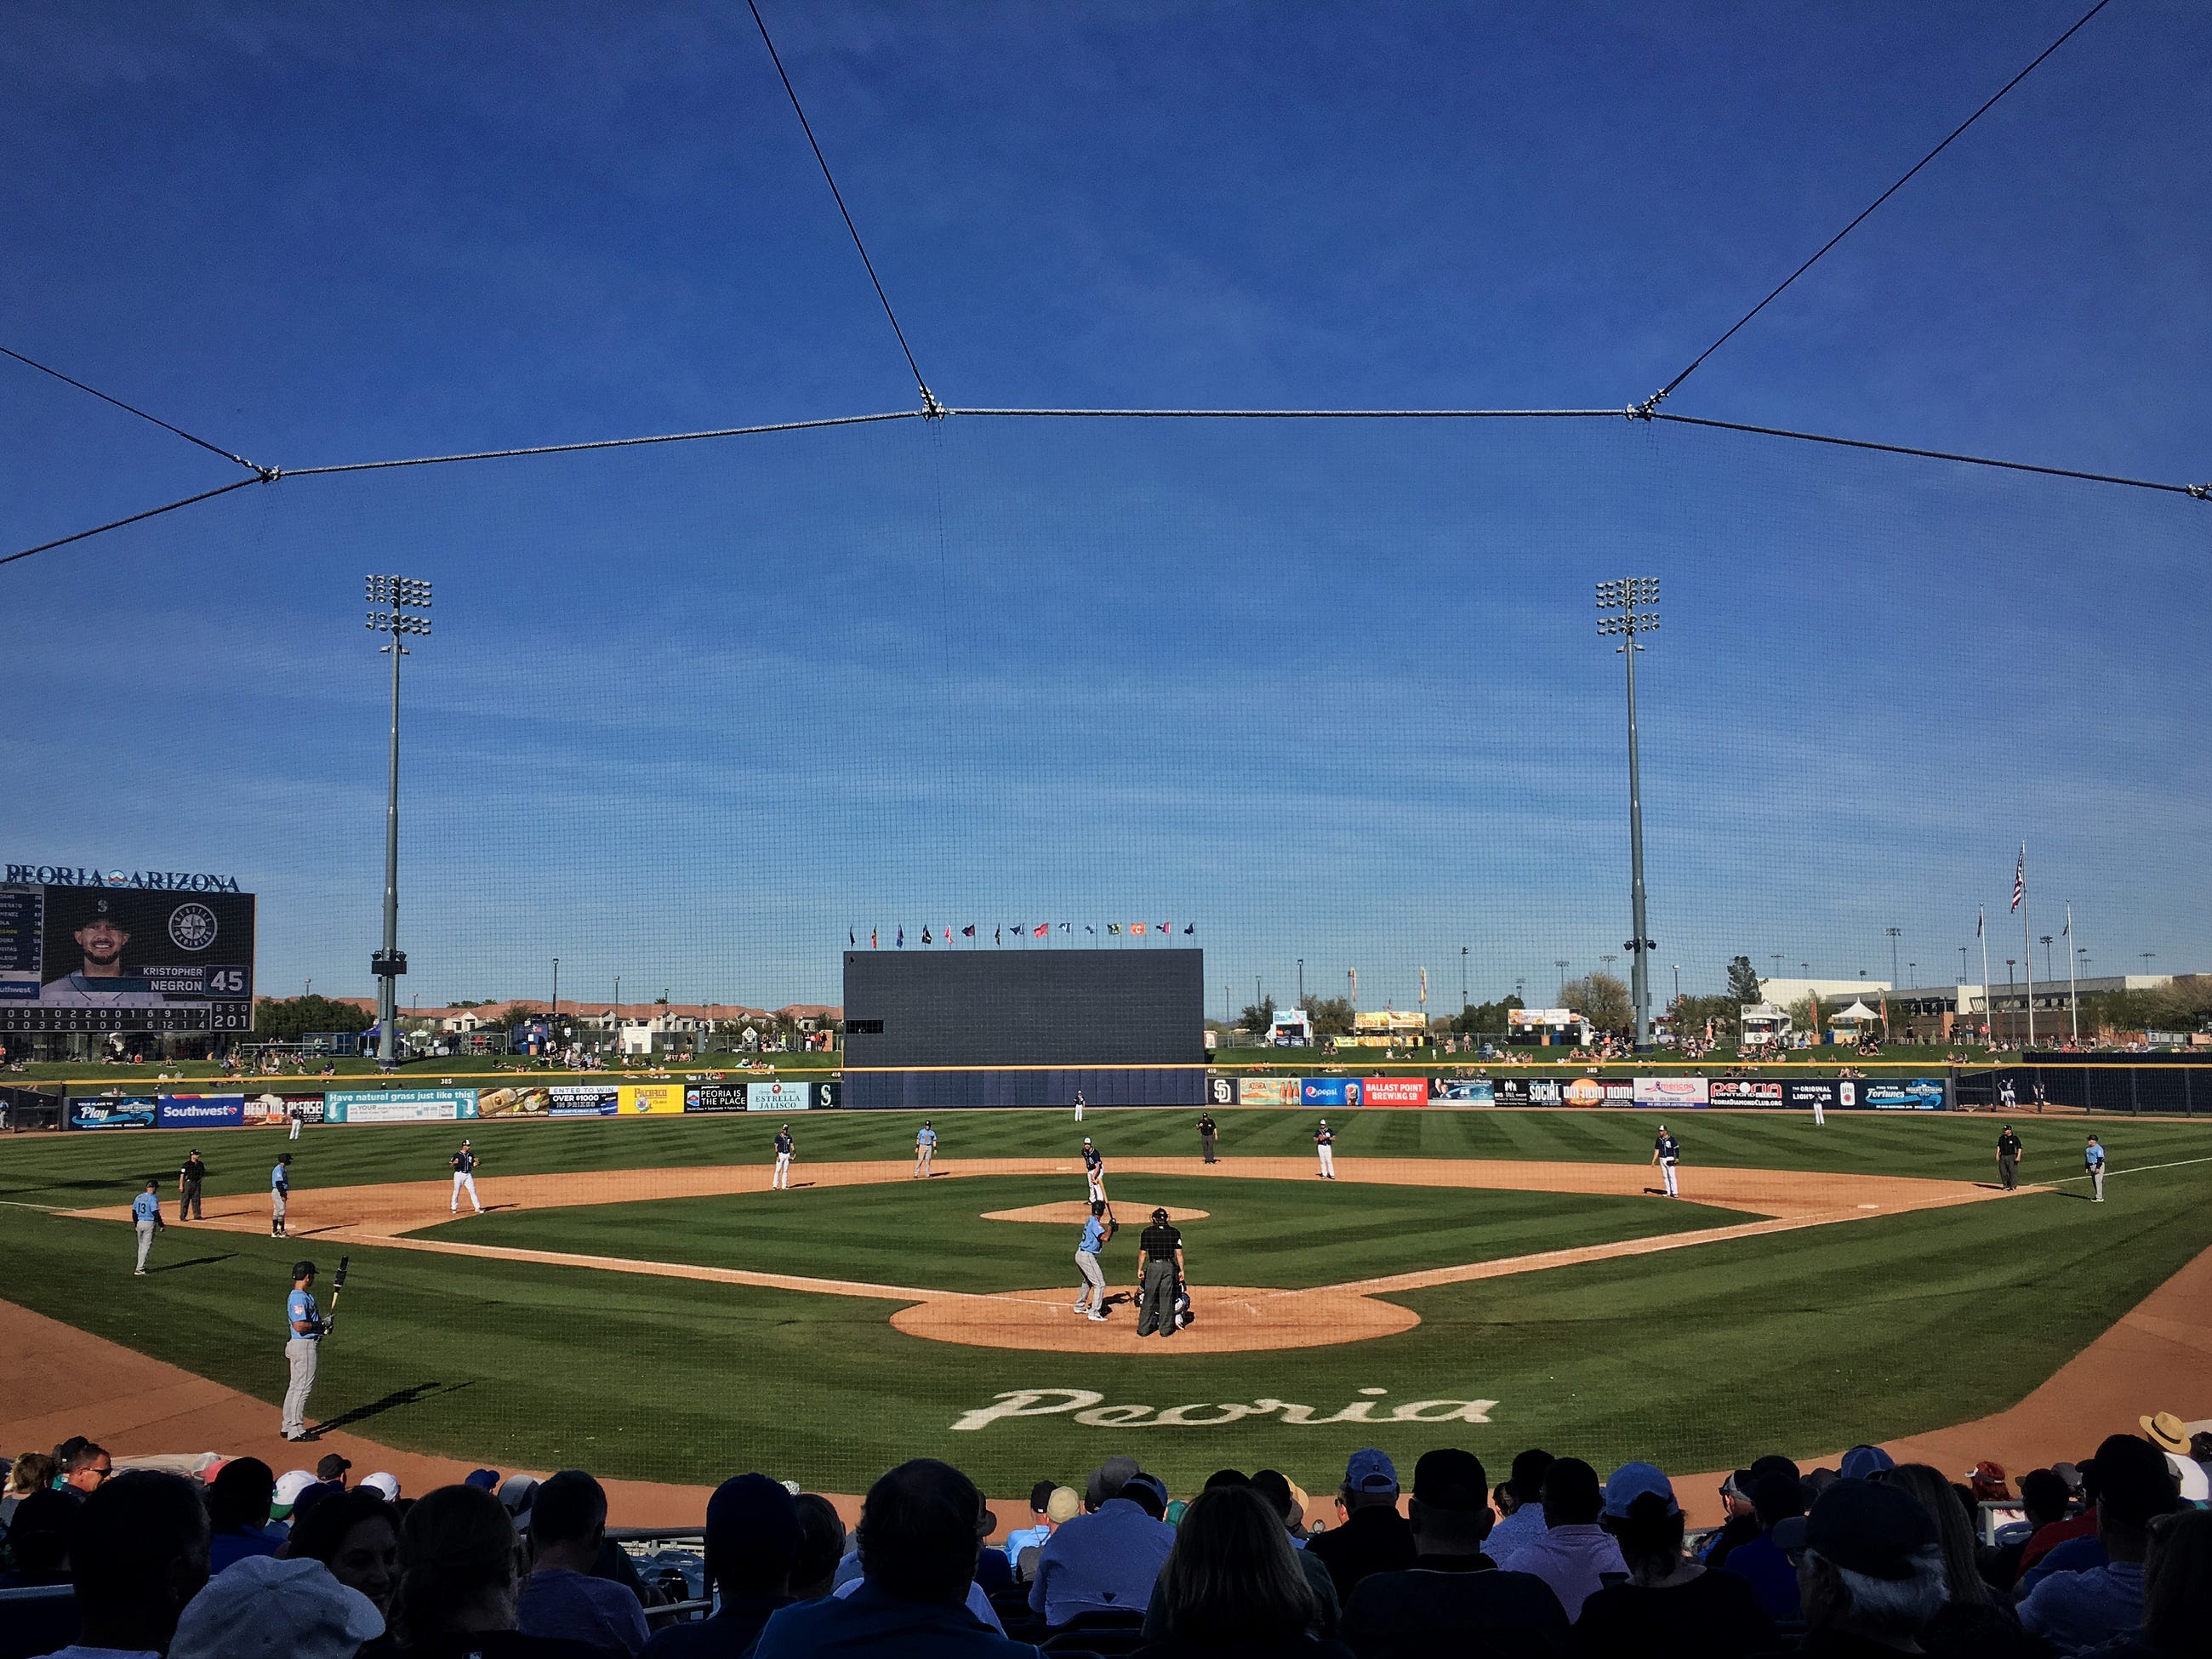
0 883 256 1034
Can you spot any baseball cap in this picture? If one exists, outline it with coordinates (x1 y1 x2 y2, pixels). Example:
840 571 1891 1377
1086 1456 1141 1508
316 1454 351 1481
1839 1444 1896 1480
271 1469 318 1513
2092 1434 2181 1526
1029 1479 1058 1512
497 1474 539 1528
1602 1462 1679 1519
1122 1472 1170 1511
1772 1479 1936 1579
1343 1449 1399 1495
359 1472 400 1501
1507 1448 1555 1502
1151 1206 1169 1223
168 1554 385 1659
704 1474 801 1566
463 1468 501 1491
291 1260 318 1280
1046 1486 1080 1525
1411 1449 1488 1512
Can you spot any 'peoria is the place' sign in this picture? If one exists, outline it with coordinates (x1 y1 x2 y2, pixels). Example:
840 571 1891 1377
5 864 246 893
949 1388 1499 1431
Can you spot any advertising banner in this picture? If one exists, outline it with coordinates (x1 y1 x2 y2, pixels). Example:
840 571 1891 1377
1363 1077 1428 1107
619 1084 685 1115
1785 1080 1852 1110
1864 1078 1947 1111
1428 1077 1495 1103
685 1084 750 1113
156 1093 245 1129
546 1086 620 1118
745 1079 811 1112
245 1092 324 1124
1561 1077 1605 1106
1239 1076 1298 1106
1491 1077 1562 1105
69 1094 156 1130
1709 1079 1786 1107
325 1089 479 1125
1206 1074 1237 1107
1633 1075 1711 1108
1298 1077 1363 1108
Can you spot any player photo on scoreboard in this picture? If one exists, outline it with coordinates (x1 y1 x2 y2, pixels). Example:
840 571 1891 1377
5 884 256 1009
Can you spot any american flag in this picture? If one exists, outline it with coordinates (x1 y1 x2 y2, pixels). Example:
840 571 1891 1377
2011 847 2026 913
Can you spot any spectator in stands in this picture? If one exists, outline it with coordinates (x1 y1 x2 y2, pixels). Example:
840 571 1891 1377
56 1440 113 1502
2019 1461 2098 1579
0 1488 73 1587
1697 1469 1763 1570
1137 1485 1350 1659
1013 1489 1078 1583
1246 1471 1343 1637
639 1474 800 1658
206 1457 284 1572
1483 1449 1555 1569
387 1482 603 1658
1718 1469 1804 1622
1571 1462 1774 1659
1839 1445 1897 1481
790 1494 847 1600
1499 1457 1624 1622
1029 1459 1176 1627
168 1554 385 1659
1338 1448 1570 1658
3 1451 56 1527
51 1468 210 1658
516 1470 650 1656
1775 1478 1947 1656
2089 1506 2212 1659
2020 1434 2179 1655
1002 1480 1061 1571
1987 1469 2072 1593
284 1485 402 1623
1881 1462 2038 1657
753 1459 1040 1657
1305 1451 1417 1603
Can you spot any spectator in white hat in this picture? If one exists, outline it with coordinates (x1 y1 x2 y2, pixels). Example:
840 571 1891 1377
169 1554 383 1659
361 1473 401 1502
271 1468 320 1522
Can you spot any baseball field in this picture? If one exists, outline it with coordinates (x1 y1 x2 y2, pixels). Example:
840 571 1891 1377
5 1106 2209 1513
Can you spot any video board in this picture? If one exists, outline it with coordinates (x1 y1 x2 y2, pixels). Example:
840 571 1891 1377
0 883 256 1033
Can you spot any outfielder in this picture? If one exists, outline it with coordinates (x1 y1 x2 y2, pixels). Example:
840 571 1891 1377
1313 1119 1336 1179
1652 1125 1681 1197
1074 1089 1086 1124
914 1120 938 1179
288 1104 303 1141
1080 1137 1106 1204
1073 1199 1111 1320
271 1153 294 1237
131 1179 165 1274
772 1123 795 1190
2084 1134 2106 1202
283 1259 328 1441
450 1140 482 1214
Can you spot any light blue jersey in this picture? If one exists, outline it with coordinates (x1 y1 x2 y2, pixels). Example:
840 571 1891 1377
1079 1215 1106 1254
287 1287 322 1342
2085 1143 2106 1169
916 1128 937 1149
131 1192 161 1222
271 1163 289 1193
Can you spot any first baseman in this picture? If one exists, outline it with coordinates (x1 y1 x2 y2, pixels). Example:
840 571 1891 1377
2084 1134 2106 1202
1313 1119 1336 1179
1652 1125 1681 1197
914 1120 938 1179
772 1124 795 1190
131 1180 165 1274
450 1140 482 1213
271 1153 294 1236
1080 1137 1107 1204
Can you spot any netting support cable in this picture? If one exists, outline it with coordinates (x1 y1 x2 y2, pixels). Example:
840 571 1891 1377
950 408 1624 419
1 344 280 479
277 410 924 477
0 477 268 569
1629 0 2117 419
746 0 944 419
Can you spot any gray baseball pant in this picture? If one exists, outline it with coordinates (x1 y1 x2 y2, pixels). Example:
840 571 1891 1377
282 1338 320 1439
134 1219 157 1272
1137 1259 1177 1335
1075 1251 1106 1310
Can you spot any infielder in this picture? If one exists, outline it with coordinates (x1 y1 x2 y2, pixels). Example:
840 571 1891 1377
914 1120 938 1179
1313 1119 1336 1179
772 1123 795 1190
1652 1125 1681 1197
2084 1134 2106 1202
1073 1199 1111 1320
450 1140 482 1213
283 1259 329 1441
1080 1137 1107 1204
131 1179 165 1274
271 1153 294 1237
1135 1206 1186 1338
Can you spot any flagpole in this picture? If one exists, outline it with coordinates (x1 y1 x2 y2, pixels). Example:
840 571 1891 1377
2066 902 2078 1042
2021 846 2036 1050
1991 911 2008 1052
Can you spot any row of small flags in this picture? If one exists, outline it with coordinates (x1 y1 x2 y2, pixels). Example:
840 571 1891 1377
850 922 1197 947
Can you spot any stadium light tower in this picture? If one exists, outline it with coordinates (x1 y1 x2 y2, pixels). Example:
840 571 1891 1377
1596 578 1660 1051
366 574 431 1064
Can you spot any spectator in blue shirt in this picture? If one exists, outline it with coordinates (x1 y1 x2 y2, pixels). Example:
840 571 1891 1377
754 1460 1039 1658
641 1474 800 1659
1719 1470 1803 1622
1003 1480 1062 1571
1029 1464 1176 1628
516 1471 650 1656
205 1457 285 1573
2021 1434 2178 1656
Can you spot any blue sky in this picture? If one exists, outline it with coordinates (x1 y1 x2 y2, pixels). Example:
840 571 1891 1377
3 2 2206 1015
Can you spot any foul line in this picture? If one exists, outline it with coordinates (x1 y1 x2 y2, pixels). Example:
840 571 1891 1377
2043 1154 2212 1186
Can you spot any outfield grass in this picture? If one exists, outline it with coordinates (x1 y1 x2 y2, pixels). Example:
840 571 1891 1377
429 1176 1740 1291
5 1109 2208 1497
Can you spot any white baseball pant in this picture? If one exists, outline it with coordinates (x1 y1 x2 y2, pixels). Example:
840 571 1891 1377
452 1172 481 1212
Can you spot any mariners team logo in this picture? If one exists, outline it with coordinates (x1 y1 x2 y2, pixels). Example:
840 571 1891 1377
168 903 219 950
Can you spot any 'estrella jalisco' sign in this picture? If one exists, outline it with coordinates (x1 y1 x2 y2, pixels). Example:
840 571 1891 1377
5 864 247 893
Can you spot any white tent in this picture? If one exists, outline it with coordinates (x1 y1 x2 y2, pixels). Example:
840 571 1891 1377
1830 1000 1880 1024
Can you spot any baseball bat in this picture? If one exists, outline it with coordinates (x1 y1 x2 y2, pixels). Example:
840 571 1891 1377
325 1255 351 1330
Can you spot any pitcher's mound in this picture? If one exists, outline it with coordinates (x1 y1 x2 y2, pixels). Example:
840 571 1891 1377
890 1284 1417 1353
981 1201 1211 1225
